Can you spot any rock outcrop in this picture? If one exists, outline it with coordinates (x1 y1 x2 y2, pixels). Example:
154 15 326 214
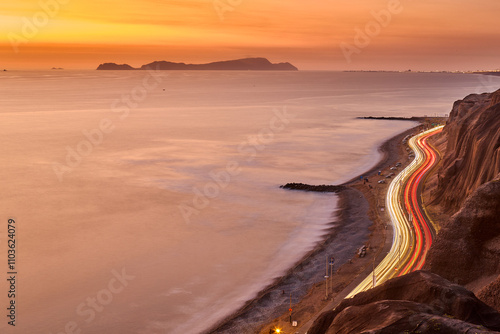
431 89 500 213
478 275 500 313
308 271 500 334
96 63 136 70
280 183 346 193
424 89 500 310
425 177 500 286
96 58 298 71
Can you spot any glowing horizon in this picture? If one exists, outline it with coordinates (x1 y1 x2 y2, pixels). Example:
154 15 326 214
1 0 500 70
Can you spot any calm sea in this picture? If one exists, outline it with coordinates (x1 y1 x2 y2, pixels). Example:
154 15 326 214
0 70 498 333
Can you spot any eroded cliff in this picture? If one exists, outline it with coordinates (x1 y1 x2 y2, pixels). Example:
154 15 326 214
308 271 500 334
431 89 500 213
424 88 500 311
425 177 500 286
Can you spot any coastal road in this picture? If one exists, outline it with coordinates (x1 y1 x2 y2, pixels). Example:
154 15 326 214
399 128 442 274
345 125 443 297
296 126 443 333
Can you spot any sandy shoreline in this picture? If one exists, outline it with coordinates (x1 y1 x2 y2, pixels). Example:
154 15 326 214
208 187 372 334
207 122 426 334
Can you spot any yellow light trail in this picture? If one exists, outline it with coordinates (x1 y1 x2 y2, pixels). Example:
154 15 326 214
346 125 443 298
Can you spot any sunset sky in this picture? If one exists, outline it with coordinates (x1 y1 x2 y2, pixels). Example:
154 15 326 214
1 0 499 70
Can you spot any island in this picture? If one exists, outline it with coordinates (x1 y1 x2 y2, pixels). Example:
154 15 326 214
96 57 298 71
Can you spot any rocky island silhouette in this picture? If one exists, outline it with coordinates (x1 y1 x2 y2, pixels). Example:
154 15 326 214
97 57 298 71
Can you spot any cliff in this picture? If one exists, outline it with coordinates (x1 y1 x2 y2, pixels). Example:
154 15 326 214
431 89 500 213
96 58 298 71
308 271 500 334
478 275 500 313
425 177 500 286
424 89 500 310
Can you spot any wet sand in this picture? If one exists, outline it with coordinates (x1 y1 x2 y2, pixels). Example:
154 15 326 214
207 123 426 334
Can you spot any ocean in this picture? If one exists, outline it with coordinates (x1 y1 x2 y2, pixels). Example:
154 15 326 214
1 70 499 333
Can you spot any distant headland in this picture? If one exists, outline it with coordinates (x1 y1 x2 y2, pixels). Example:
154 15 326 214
96 57 298 71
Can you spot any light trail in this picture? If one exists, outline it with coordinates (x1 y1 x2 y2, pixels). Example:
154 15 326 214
400 130 440 274
346 126 443 298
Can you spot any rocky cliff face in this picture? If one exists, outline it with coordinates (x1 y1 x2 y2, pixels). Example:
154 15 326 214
425 177 500 286
431 89 500 213
478 275 500 313
308 271 500 334
424 88 500 312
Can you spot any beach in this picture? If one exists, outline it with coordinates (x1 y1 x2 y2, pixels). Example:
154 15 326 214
208 122 430 333
1 71 497 334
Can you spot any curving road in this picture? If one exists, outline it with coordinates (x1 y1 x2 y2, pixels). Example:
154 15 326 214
345 126 443 298
296 126 443 333
399 128 442 274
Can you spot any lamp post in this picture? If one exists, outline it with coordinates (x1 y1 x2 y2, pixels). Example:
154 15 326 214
324 256 329 299
329 257 335 294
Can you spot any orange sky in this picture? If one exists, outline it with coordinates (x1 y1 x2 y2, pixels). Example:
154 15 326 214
1 0 500 70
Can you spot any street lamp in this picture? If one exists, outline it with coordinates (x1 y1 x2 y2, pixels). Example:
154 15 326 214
329 257 335 294
324 256 329 299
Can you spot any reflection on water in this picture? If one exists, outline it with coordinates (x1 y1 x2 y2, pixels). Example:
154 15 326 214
0 71 498 333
